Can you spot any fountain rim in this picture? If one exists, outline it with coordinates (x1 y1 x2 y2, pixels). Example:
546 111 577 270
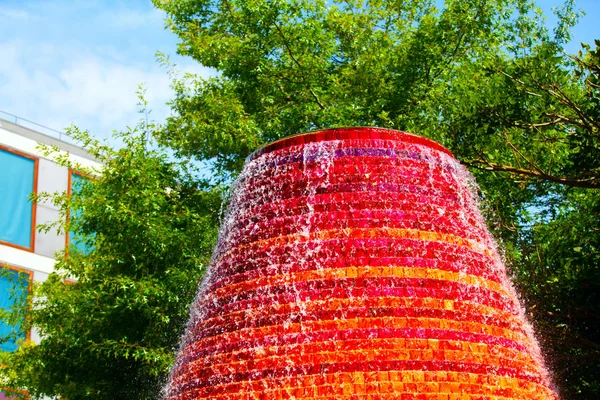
246 127 454 162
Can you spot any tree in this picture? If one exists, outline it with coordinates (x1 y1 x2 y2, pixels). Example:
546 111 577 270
0 115 221 399
152 0 598 397
515 187 600 398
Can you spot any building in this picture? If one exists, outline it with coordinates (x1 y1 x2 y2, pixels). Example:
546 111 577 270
0 114 102 397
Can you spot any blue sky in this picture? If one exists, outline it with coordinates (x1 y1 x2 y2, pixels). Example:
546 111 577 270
0 0 598 144
0 0 215 144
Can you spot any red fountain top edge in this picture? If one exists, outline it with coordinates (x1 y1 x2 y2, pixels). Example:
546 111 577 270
246 127 454 162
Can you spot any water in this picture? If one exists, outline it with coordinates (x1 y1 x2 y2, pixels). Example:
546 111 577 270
166 128 558 399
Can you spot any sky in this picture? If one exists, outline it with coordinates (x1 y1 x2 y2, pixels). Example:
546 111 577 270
0 0 598 146
0 0 215 145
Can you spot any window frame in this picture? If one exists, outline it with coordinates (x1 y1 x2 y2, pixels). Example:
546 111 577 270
0 145 38 252
0 264 33 351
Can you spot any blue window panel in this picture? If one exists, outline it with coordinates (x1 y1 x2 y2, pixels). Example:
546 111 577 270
0 149 35 249
0 268 30 352
69 173 94 254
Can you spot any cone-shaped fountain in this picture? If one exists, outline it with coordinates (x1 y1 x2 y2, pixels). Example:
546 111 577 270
167 127 557 399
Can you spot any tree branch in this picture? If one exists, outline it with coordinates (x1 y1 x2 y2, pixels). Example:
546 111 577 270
498 69 600 139
273 21 326 110
463 158 600 188
513 118 565 128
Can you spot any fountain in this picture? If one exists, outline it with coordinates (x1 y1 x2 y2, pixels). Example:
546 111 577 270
167 127 558 399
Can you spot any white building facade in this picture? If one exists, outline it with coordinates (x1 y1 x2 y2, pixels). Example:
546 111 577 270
0 116 101 398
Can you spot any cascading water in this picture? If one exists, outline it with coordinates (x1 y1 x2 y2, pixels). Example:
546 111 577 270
167 127 558 399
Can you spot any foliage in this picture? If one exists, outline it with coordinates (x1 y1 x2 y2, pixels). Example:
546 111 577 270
153 0 599 397
515 187 600 398
0 114 221 399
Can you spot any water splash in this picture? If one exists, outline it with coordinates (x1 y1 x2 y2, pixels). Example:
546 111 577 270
167 127 558 399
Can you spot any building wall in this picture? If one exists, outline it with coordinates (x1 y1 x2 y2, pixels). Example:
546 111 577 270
0 118 102 350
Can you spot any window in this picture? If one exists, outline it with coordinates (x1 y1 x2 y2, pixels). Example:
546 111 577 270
0 266 31 352
0 146 37 251
0 389 28 399
67 171 93 254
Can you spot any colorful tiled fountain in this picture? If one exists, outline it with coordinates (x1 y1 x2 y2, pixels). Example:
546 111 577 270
167 127 558 399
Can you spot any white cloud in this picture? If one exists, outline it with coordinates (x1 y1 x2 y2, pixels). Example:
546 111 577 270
0 38 214 140
0 1 215 143
0 7 31 19
96 7 165 29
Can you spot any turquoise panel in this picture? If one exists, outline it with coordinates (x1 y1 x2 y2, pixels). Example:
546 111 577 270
0 269 29 352
0 149 35 248
69 173 93 254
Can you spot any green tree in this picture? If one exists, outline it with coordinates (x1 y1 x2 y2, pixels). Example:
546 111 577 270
515 187 600 398
153 0 598 397
0 116 221 399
